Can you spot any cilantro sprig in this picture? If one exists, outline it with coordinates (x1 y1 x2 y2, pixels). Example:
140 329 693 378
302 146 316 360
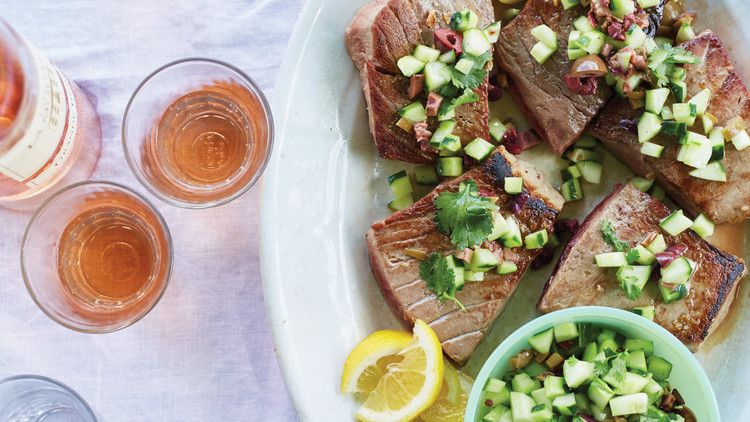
601 219 629 252
647 44 700 88
420 252 464 308
451 52 492 90
434 179 498 249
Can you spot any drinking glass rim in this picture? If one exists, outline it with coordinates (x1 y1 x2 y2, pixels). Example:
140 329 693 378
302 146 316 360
20 180 174 334
0 374 97 420
121 57 275 209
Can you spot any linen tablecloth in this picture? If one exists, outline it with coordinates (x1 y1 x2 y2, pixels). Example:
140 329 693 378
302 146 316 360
1 1 302 420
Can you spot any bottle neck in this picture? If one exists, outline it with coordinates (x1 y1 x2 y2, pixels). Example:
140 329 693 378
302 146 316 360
0 19 37 153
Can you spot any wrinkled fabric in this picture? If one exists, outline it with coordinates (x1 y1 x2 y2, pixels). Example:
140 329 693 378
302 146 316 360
1 1 302 420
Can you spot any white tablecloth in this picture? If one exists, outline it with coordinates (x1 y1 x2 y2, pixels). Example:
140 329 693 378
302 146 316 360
1 1 302 420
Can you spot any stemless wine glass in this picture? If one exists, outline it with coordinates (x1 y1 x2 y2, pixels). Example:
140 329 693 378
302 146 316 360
122 58 274 208
0 375 96 422
21 181 172 333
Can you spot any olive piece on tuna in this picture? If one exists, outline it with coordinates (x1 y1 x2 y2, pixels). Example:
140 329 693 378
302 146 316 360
568 54 608 78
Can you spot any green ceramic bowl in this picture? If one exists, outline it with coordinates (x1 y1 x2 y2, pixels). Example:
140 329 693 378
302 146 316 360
465 306 719 421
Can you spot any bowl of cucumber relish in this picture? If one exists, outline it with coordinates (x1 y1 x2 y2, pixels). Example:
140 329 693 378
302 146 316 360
465 306 719 422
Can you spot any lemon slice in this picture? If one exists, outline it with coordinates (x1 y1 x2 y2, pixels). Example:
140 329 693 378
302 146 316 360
355 320 444 422
341 329 412 400
419 361 473 422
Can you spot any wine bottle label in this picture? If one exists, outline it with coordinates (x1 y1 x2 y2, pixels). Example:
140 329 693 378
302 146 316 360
0 47 78 186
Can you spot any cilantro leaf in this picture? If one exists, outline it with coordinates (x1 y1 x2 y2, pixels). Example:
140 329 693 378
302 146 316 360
606 355 628 387
601 219 629 252
451 52 491 90
594 361 610 378
626 248 641 264
647 44 700 87
620 274 644 300
434 180 498 249
419 252 464 308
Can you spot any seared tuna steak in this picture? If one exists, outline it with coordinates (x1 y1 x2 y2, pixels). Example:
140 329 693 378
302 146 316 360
367 147 563 363
589 31 750 224
539 184 746 350
345 0 493 164
494 0 612 156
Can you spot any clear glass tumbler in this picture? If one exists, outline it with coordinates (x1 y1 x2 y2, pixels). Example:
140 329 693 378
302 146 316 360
21 181 172 333
0 375 96 422
122 58 273 208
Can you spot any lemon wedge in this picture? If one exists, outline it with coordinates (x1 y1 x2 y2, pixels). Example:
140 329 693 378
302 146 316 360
341 320 445 422
419 360 473 422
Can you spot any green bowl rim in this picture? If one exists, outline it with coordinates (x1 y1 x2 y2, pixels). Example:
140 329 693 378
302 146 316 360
464 306 719 422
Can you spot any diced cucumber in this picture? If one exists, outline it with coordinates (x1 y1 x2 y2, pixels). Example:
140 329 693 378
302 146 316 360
424 61 453 91
573 16 595 33
561 178 583 202
647 356 673 381
465 137 495 161
485 378 507 393
450 9 479 31
659 280 689 304
465 270 485 282
524 362 548 379
454 57 475 75
610 393 648 416
677 131 712 169
567 147 602 163
626 349 648 372
689 161 727 181
561 0 580 9
691 213 715 238
562 165 582 181
660 256 695 285
595 252 627 268
568 47 587 60
483 21 503 43
661 121 687 138
531 388 552 407
512 373 542 394
502 217 523 248
483 385 511 407
582 342 599 362
610 0 636 19
489 119 508 142
625 338 654 357
429 120 457 148
488 212 510 241
554 322 579 342
530 403 553 421
673 102 697 126
632 305 655 321
463 28 492 56
388 194 414 211
544 375 566 400
413 44 441 63
415 165 438 185
708 126 725 161
482 404 511 422
640 141 664 158
659 209 693 236
444 256 465 291
397 55 425 77
599 338 619 353
437 157 463 177
552 393 577 416
529 328 554 355
440 134 462 152
615 371 650 395
577 161 602 184
630 244 656 265
676 23 696 44
688 88 711 116
661 105 675 120
625 24 647 49
387 170 413 198
530 41 556 64
438 50 456 64
398 102 427 122
670 80 687 102
645 234 667 255
643 378 664 404
563 357 594 388
645 88 670 114
497 261 518 275
637 0 660 7
630 177 654 192
510 392 536 422
504 177 523 194
583 31 606 55
587 378 615 409
531 24 557 49
731 129 750 150
471 248 500 271
616 265 652 299
524 229 549 250
597 328 616 344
